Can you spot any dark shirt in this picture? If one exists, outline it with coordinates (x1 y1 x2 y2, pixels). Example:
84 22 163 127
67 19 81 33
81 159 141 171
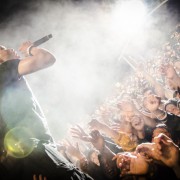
163 113 180 147
79 154 119 180
0 59 53 144
143 114 180 145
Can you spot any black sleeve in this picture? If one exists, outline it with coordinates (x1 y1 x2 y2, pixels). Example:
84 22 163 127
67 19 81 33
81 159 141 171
98 146 120 179
0 59 20 86
166 113 180 131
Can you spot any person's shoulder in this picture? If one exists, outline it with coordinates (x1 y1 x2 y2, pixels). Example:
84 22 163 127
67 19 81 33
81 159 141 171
1 59 20 67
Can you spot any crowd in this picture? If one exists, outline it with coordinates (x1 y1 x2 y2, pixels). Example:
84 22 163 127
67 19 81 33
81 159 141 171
0 17 179 179
55 24 180 179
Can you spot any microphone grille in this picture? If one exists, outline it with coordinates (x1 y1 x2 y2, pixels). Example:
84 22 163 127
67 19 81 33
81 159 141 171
47 34 53 39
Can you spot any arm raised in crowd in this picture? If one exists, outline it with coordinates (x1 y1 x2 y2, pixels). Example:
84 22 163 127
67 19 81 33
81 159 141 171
113 152 150 176
89 130 120 179
88 119 120 140
153 133 180 178
70 125 92 142
160 63 180 91
71 127 120 179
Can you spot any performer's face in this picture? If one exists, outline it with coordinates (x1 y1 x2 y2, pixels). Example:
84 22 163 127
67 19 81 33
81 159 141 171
0 46 20 62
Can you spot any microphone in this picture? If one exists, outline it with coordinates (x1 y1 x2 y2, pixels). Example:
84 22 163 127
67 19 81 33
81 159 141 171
33 34 53 47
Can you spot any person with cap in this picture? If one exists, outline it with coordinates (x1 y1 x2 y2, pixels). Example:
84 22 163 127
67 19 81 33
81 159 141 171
164 98 180 116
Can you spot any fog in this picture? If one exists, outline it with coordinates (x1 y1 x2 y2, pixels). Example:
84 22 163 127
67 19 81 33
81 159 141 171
0 0 179 140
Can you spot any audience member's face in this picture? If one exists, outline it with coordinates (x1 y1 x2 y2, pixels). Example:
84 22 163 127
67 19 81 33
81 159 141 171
165 103 180 116
143 94 161 112
131 116 144 131
122 111 135 122
152 128 171 142
120 118 132 133
118 101 135 122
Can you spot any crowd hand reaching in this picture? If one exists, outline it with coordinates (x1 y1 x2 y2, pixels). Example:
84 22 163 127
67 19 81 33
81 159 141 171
89 130 105 152
135 143 161 162
33 174 47 180
153 133 180 169
19 41 34 57
64 140 85 160
159 63 177 79
70 125 92 142
113 152 149 176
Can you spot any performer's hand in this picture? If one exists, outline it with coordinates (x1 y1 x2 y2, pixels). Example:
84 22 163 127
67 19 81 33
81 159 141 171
19 41 34 57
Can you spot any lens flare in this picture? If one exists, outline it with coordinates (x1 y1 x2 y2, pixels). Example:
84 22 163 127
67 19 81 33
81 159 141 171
4 127 36 158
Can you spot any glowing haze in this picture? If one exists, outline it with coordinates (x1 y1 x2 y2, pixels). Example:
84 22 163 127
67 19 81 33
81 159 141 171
0 0 178 140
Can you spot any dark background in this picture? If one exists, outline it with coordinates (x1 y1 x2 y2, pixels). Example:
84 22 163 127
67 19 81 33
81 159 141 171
0 0 179 22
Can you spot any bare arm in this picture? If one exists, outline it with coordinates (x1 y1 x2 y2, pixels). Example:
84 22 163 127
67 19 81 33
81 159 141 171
142 71 165 98
153 133 180 178
88 119 119 140
18 41 56 76
90 130 120 179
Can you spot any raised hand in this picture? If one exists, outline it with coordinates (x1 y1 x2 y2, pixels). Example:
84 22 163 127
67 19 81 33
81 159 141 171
135 142 161 161
33 174 47 180
89 130 105 151
159 64 177 79
70 125 92 142
19 41 33 57
64 140 85 160
159 63 180 90
153 133 180 168
113 152 149 176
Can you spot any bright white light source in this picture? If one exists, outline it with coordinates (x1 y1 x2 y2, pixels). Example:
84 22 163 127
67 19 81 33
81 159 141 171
112 0 147 35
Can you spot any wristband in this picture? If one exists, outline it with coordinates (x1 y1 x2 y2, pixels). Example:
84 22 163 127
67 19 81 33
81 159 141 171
27 45 35 56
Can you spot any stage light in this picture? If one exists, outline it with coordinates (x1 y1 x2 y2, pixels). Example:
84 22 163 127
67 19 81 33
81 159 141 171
111 0 147 35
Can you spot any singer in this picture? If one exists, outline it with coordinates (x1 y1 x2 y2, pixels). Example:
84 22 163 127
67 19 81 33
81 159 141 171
0 41 92 180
